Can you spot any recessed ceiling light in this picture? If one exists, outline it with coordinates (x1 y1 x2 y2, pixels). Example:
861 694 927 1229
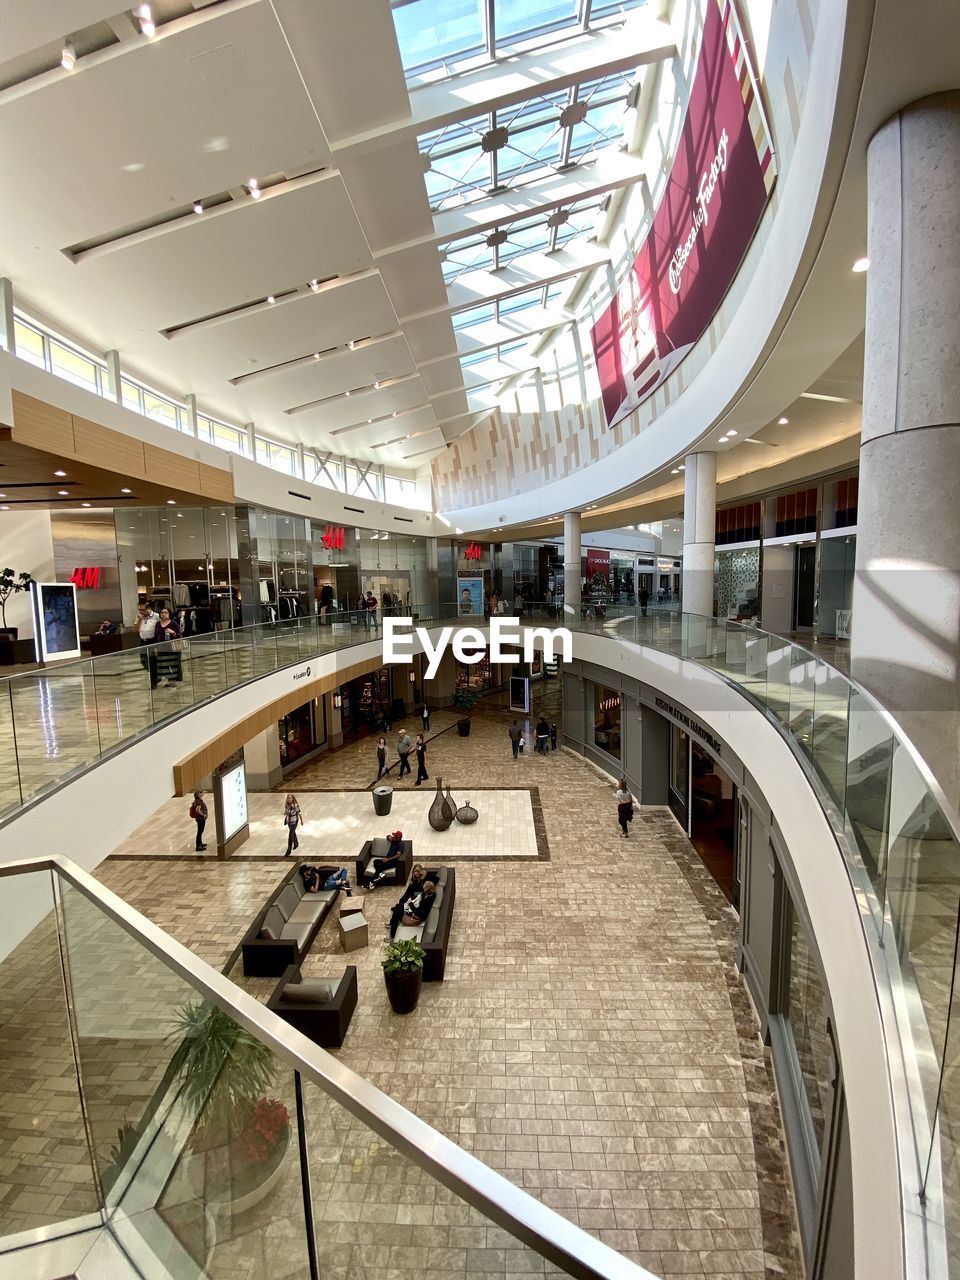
0 505 8 511
348 340 356 350
678 464 685 471
54 469 67 477
267 295 275 305
373 380 381 389
778 416 789 425
248 178 261 199
670 468 679 474
345 389 351 397
136 4 156 36
82 502 91 508
58 489 69 496
726 429 738 436
852 257 870 273
120 487 131 494
313 352 320 359
309 279 319 292
177 513 183 518
166 499 176 505
193 200 203 215
392 410 398 417
61 42 77 70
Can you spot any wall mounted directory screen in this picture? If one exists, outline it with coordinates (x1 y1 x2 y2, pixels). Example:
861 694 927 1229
31 582 81 662
219 761 248 841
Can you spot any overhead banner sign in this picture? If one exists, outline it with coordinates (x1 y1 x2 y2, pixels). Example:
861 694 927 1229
590 0 774 427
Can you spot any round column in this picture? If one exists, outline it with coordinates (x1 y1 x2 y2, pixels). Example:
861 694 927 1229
563 511 582 619
851 91 960 813
682 451 717 617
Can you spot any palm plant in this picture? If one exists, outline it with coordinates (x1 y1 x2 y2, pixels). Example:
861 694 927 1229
169 1001 276 1134
0 568 34 631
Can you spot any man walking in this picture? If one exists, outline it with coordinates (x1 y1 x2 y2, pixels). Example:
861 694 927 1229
397 728 412 778
550 722 558 751
421 702 430 733
508 720 522 759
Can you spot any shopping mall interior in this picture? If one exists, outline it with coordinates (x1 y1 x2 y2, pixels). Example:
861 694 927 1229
0 1 957 1277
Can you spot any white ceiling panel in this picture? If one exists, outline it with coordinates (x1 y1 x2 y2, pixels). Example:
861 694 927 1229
403 312 460 363
165 275 399 383
420 356 478 397
0 2 329 246
0 2 119 65
378 244 450 318
286 376 431 433
242 336 417 412
74 175 373 330
339 145 434 253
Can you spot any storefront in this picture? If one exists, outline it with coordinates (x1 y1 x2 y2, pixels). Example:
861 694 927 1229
455 652 501 694
593 685 622 759
715 547 760 621
338 666 396 740
279 698 327 770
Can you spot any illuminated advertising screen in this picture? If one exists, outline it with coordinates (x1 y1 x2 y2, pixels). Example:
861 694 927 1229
31 582 81 662
219 761 248 842
457 576 484 617
590 0 774 427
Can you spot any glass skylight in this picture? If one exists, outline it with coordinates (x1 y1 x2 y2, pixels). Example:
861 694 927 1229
440 195 606 285
392 0 647 83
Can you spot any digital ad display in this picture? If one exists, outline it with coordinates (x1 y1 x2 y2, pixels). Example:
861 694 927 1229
457 576 484 617
219 761 248 842
509 675 530 714
31 582 81 662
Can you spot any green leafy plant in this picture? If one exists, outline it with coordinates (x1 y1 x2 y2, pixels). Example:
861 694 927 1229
169 1001 276 1133
102 1120 141 1191
0 568 34 630
453 687 481 712
381 938 426 974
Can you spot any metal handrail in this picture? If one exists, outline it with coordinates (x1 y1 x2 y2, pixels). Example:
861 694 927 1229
0 854 657 1280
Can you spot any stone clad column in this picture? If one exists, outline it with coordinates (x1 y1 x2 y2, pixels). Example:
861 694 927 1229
851 92 960 813
682 452 717 616
563 512 581 619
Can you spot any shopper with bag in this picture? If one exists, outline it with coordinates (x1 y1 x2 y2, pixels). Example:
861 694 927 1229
615 780 635 838
189 789 207 851
283 793 303 856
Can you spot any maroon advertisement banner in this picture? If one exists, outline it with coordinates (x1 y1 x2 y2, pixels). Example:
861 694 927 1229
585 548 610 583
590 0 774 428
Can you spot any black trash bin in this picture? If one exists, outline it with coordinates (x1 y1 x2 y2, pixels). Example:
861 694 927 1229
372 786 394 816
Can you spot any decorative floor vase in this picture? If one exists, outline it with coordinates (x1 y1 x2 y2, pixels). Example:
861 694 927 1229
428 776 452 831
441 783 456 823
455 801 478 825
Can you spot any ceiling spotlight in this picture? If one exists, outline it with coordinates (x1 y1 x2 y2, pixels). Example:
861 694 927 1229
778 416 789 425
176 512 183 518
313 352 320 360
852 257 870 273
120 487 131 494
136 5 156 37
82 502 91 508
348 340 356 350
267 295 275 304
58 489 69 496
166 499 176 505
367 418 373 424
678 464 685 471
193 200 203 215
248 178 261 199
726 429 738 436
54 469 67 477
61 42 77 70
392 410 398 417
0 492 4 498
0 505 8 511
373 380 381 389
309 278 319 292
670 468 679 475
345 389 351 397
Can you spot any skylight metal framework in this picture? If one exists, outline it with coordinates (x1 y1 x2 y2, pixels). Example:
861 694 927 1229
440 194 607 284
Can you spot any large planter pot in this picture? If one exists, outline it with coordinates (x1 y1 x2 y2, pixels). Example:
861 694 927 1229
206 1123 290 1213
372 786 393 816
385 968 422 1014
440 783 456 823
457 718 471 737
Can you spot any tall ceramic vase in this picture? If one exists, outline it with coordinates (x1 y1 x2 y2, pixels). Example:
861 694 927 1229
428 776 452 831
441 783 456 823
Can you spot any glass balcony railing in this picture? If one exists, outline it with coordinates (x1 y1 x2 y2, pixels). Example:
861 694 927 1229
1 604 959 1273
0 855 653 1279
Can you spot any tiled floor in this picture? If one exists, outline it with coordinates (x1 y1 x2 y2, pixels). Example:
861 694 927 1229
0 683 803 1279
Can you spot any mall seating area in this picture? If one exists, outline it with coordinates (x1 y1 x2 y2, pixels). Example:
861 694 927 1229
240 862 343 977
268 962 359 1048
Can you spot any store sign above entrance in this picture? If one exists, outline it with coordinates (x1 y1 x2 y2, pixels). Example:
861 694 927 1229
654 696 723 756
589 0 775 427
321 525 345 551
69 566 103 589
463 542 483 561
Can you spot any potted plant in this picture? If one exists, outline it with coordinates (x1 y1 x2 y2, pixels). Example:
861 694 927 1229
169 1001 290 1208
382 937 426 1014
452 686 480 735
0 567 34 639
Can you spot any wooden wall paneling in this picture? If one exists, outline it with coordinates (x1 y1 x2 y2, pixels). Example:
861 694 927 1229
171 655 386 794
198 461 234 503
72 416 146 478
143 443 202 494
11 391 76 454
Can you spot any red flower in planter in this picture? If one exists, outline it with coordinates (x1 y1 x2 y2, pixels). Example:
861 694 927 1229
236 1097 290 1165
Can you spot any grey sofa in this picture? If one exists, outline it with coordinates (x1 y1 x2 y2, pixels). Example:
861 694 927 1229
394 866 456 981
268 964 358 1048
356 838 413 887
241 864 341 977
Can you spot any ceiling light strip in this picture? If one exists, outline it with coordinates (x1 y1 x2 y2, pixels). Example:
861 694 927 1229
64 168 334 264
284 372 422 416
229 330 402 386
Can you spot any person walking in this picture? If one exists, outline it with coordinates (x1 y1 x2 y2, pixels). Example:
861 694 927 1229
396 728 412 779
189 789 208 851
154 606 181 687
550 722 558 751
415 733 428 785
134 601 160 689
615 779 634 838
639 584 649 617
508 720 522 759
283 793 303 856
421 702 430 733
535 716 550 755
376 735 387 779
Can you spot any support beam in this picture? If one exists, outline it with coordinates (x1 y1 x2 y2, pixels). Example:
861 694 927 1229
105 350 122 403
0 278 14 354
184 392 199 435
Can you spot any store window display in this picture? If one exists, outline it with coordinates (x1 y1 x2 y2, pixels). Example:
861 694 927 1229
593 686 622 759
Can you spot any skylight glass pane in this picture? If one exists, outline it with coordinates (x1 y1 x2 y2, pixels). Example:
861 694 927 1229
499 222 552 265
453 301 497 329
494 0 578 50
589 0 647 21
496 122 562 184
442 239 496 282
392 0 485 76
